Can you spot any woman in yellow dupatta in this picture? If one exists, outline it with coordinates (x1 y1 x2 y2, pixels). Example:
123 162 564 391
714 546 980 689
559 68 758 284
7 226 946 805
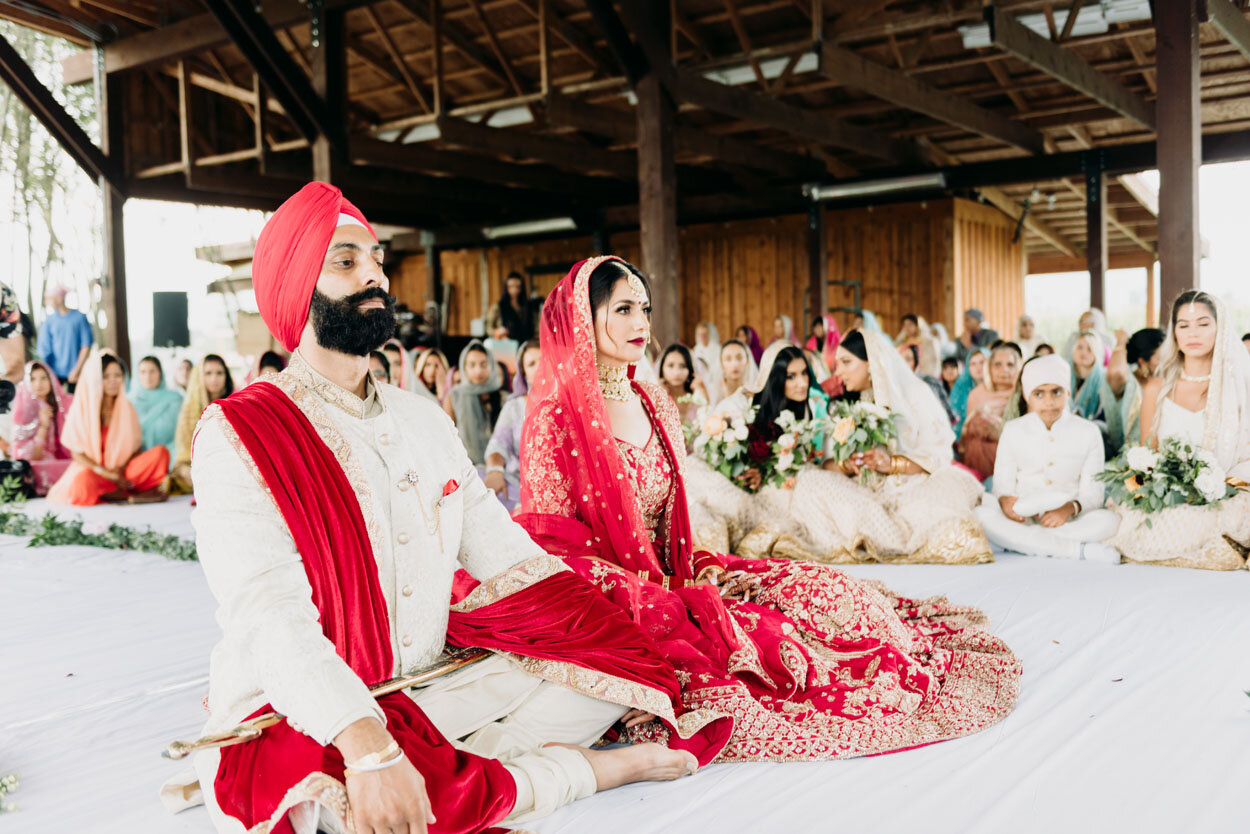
171 354 236 493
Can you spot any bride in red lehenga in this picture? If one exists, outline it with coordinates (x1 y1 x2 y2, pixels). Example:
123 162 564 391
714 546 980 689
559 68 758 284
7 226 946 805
515 256 1022 762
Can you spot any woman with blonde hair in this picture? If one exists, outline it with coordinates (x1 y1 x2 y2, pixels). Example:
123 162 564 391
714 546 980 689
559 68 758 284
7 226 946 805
171 354 235 493
1107 290 1250 569
47 350 170 505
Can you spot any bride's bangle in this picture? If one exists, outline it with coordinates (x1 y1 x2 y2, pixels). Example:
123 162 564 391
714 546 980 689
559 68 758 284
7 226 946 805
889 455 908 475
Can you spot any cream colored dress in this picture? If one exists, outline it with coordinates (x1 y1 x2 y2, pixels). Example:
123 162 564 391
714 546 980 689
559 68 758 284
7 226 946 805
688 334 991 565
1109 397 1250 570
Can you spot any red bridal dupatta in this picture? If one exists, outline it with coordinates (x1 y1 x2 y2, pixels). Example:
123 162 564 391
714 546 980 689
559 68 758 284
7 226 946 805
211 378 727 834
517 257 1022 764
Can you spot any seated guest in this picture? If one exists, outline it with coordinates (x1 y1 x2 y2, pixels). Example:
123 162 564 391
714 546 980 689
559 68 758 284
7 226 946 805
368 349 390 383
1069 332 1113 444
734 324 764 364
173 358 193 392
244 350 286 385
940 355 961 395
448 340 503 466
900 344 956 425
805 314 840 375
1033 343 1055 356
1243 332 1250 354
686 344 828 556
172 354 236 494
955 308 1000 362
895 313 941 378
770 330 991 564
412 347 450 405
657 344 707 433
129 355 182 454
484 340 540 511
769 314 798 346
381 337 411 389
484 270 538 343
11 360 73 494
1014 315 1046 358
713 338 756 405
950 346 988 436
975 355 1120 562
1062 308 1114 365
1108 290 1250 570
959 342 1023 480
691 322 722 404
47 350 169 505
1102 327 1165 450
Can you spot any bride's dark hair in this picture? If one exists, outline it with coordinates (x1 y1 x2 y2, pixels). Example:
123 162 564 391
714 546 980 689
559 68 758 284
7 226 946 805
753 346 813 429
840 329 868 361
588 259 653 316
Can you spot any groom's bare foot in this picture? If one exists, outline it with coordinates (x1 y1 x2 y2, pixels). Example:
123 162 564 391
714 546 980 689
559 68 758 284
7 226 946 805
546 742 697 791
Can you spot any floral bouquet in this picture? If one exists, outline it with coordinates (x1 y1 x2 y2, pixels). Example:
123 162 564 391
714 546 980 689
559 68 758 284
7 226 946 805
765 408 827 489
826 400 900 484
692 406 753 486
1098 437 1236 526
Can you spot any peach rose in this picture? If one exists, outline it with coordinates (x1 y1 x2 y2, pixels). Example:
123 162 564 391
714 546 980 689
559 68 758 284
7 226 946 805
702 415 728 438
1123 474 1141 492
832 416 856 445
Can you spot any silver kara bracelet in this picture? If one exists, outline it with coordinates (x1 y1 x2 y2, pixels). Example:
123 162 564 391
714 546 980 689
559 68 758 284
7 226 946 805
485 464 506 475
345 750 406 775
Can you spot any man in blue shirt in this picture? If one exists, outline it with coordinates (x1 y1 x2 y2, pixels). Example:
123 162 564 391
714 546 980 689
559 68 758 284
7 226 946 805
39 286 93 393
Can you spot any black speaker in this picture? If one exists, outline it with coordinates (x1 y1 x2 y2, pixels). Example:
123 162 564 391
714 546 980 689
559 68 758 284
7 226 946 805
153 292 190 348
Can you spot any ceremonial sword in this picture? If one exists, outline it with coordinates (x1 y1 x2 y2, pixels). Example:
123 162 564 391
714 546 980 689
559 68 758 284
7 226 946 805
162 647 491 760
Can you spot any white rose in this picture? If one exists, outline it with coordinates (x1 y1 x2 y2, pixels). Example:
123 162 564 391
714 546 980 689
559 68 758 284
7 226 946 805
777 433 797 452
776 409 796 429
731 424 749 442
1125 446 1159 472
1195 449 1219 468
1193 469 1226 503
777 452 795 472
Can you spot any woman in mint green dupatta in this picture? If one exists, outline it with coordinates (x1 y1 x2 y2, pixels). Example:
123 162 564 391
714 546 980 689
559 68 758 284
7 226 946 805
128 355 183 455
1069 331 1109 421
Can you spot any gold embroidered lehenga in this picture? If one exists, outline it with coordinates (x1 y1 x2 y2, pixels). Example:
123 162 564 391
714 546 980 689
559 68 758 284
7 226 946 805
516 256 1021 763
687 330 992 565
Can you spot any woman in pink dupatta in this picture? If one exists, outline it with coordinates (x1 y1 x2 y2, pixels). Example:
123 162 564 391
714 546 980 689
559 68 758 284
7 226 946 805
516 256 1021 763
11 360 73 494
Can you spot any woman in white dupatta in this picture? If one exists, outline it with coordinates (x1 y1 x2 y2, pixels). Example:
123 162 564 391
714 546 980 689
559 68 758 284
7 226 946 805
691 321 722 405
769 329 992 565
685 342 830 557
1108 290 1250 570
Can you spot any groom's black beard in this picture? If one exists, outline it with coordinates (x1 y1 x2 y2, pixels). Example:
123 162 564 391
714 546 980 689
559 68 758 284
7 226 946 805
309 287 397 356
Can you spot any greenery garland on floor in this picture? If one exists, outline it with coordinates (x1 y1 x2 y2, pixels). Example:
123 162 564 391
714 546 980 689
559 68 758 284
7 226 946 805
0 772 17 813
0 509 197 562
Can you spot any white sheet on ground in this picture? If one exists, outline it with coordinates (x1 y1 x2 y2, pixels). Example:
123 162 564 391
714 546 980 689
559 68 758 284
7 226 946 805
2 500 1246 834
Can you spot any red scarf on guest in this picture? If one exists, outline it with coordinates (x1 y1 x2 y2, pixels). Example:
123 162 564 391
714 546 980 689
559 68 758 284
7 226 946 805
211 380 716 834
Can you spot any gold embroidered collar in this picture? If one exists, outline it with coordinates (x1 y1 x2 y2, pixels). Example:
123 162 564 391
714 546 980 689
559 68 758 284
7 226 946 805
285 351 384 419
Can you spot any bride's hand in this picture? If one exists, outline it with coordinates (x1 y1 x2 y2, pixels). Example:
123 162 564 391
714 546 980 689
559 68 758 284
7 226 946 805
740 467 763 490
699 566 727 586
851 448 892 474
622 708 657 728
719 570 762 602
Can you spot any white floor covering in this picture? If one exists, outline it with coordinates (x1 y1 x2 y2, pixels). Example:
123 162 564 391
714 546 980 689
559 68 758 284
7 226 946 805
3 499 1248 834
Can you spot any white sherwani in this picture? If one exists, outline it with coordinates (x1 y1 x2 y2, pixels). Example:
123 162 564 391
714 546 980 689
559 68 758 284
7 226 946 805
975 409 1119 560
178 354 625 832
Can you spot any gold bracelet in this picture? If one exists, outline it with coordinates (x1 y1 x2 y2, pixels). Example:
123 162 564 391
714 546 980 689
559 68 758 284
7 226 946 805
890 455 909 476
344 740 399 771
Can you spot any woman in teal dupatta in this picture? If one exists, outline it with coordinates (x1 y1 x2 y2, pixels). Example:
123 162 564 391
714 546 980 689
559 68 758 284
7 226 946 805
128 355 183 455
1068 330 1108 421
950 346 988 438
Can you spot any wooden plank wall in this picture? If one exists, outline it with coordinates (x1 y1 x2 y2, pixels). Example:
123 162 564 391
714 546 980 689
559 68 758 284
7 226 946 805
950 198 1026 338
390 198 1024 352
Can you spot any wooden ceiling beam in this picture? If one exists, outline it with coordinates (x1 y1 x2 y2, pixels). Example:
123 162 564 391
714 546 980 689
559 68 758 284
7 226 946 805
1116 172 1159 216
721 0 769 89
434 114 636 178
390 0 513 91
464 0 525 95
1207 0 1250 64
817 41 1046 154
510 0 615 76
985 5 1155 130
363 4 431 113
543 92 822 180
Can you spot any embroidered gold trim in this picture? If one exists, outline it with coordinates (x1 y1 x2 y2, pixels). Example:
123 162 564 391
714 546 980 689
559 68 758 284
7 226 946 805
598 363 636 402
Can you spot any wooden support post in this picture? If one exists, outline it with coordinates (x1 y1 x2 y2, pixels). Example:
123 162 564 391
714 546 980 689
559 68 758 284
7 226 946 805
253 73 270 173
1083 154 1107 311
635 4 680 347
1155 0 1201 318
1145 259 1158 328
426 244 444 348
538 0 549 95
97 59 130 367
806 202 827 326
593 228 611 255
177 60 191 171
311 6 346 183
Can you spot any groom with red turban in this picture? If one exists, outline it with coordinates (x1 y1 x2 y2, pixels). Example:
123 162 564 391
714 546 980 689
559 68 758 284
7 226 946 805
177 183 728 834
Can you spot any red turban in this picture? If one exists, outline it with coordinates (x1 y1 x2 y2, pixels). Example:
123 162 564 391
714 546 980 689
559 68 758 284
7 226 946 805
252 182 377 352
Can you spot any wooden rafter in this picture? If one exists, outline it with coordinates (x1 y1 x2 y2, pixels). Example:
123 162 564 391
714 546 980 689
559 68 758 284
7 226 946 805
363 4 431 112
464 0 524 96
986 5 1155 130
721 0 768 89
817 42 1046 154
1123 36 1156 95
1057 0 1084 42
1208 0 1250 64
390 0 513 92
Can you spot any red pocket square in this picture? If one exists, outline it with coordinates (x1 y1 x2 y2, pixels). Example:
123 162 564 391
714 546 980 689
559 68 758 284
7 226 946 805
442 479 459 497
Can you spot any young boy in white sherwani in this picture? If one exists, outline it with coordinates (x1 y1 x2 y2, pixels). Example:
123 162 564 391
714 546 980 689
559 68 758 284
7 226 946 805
975 354 1121 563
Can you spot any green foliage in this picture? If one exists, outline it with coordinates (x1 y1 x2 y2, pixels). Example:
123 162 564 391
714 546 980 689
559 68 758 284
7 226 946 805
0 475 27 506
0 772 17 813
1098 437 1236 518
0 509 197 561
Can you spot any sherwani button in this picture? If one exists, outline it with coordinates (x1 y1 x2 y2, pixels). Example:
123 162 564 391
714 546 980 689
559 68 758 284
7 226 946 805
380 433 392 445
402 585 413 597
402 635 412 647
398 481 410 491
397 532 411 545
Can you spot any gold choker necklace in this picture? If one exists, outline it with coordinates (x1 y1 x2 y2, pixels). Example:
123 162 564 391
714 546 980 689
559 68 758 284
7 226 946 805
598 364 636 402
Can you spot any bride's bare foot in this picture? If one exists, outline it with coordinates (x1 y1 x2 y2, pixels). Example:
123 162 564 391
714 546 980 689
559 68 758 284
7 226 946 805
546 742 697 791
